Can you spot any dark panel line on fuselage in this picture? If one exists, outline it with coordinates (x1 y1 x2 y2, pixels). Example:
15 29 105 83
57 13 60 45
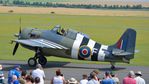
91 43 101 61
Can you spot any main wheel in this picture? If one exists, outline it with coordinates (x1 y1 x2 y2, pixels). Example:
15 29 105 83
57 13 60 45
111 65 115 70
28 57 37 67
38 56 47 66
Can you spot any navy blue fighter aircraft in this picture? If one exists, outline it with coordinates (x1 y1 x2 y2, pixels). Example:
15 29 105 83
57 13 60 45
12 25 136 69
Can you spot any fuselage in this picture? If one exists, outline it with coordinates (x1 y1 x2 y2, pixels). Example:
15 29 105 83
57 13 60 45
19 28 131 63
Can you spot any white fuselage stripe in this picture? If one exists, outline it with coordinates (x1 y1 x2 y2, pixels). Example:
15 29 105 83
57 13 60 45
39 40 62 49
32 40 56 48
41 39 68 49
87 39 96 60
71 34 84 59
98 45 108 61
32 39 68 49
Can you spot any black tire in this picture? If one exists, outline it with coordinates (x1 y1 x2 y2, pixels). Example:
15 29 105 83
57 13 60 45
28 57 37 67
38 56 47 66
111 65 115 70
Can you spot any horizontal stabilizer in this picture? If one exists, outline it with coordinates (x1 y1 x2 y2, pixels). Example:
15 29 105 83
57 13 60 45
112 48 133 56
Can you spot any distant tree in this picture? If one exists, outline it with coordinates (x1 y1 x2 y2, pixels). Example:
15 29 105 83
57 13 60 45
104 4 107 8
136 4 142 9
3 0 9 5
3 0 146 10
126 4 130 9
0 0 2 4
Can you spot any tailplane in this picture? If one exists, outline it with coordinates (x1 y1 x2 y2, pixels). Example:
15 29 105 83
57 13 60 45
112 28 136 59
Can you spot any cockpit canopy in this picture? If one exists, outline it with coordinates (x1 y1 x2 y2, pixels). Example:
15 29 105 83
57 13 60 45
51 25 66 36
51 25 61 32
51 25 90 40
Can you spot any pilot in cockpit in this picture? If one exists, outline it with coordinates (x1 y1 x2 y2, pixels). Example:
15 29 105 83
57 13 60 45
59 28 66 36
52 25 66 36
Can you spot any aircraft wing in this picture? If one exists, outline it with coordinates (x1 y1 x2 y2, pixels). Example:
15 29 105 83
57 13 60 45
112 49 133 56
13 39 68 50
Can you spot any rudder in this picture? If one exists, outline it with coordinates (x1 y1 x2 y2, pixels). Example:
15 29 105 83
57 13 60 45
114 28 136 54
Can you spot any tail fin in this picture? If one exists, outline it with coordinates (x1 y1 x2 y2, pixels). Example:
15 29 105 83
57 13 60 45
113 28 136 54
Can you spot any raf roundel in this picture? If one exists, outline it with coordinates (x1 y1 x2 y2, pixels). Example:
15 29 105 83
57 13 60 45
79 46 91 58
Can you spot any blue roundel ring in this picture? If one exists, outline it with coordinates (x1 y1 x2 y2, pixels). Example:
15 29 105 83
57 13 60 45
79 45 91 58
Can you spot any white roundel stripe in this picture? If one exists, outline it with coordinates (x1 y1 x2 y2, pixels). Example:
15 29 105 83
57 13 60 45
71 34 84 59
86 39 96 60
98 45 108 61
71 33 96 60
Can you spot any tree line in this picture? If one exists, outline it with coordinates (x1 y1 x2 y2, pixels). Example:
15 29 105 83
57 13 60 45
0 0 148 9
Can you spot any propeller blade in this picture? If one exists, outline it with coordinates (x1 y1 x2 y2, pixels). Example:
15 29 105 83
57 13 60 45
12 17 22 56
19 17 22 34
13 43 19 55
19 27 21 34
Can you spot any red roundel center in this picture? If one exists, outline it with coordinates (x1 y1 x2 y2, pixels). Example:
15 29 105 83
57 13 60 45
82 49 88 55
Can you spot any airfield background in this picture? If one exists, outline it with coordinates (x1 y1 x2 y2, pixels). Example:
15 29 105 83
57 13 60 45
0 0 149 83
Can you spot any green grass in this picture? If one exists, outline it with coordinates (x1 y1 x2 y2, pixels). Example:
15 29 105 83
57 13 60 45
0 13 149 66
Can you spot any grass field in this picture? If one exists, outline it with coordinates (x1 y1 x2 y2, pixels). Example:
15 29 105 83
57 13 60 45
0 13 149 66
0 6 149 16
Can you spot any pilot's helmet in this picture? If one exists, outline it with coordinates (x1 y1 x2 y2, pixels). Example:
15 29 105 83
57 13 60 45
61 28 65 33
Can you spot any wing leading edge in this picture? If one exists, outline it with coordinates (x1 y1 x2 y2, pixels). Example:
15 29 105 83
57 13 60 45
13 39 68 50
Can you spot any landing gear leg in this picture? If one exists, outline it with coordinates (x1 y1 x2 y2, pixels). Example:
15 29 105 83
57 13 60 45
110 62 116 70
28 49 47 67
